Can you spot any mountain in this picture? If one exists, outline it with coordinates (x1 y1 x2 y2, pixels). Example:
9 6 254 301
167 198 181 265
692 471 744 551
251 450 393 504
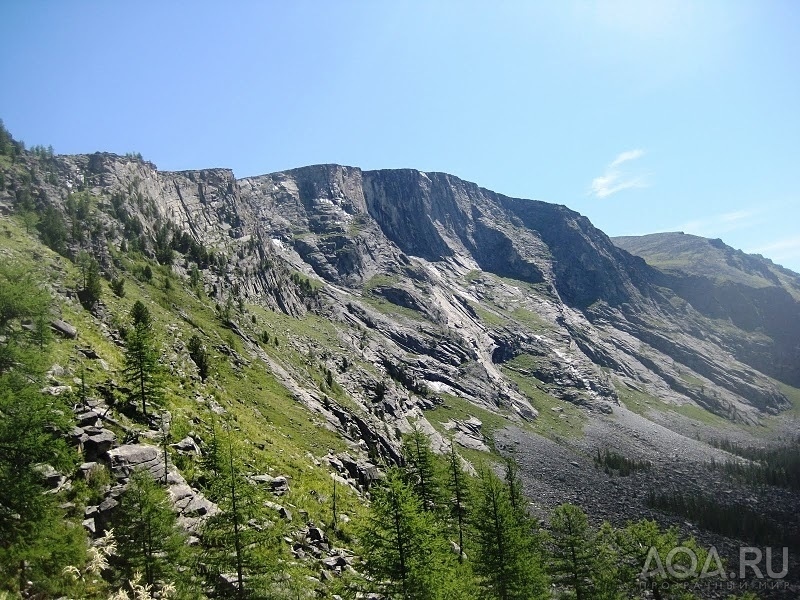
2 140 799 596
614 232 800 388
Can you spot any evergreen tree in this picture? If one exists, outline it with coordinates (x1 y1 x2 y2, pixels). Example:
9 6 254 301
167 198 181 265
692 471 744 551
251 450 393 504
123 301 160 419
187 334 210 381
0 264 51 374
112 469 185 587
503 456 525 516
360 468 451 599
546 504 597 600
611 519 709 600
83 256 102 308
0 267 82 594
130 299 152 329
401 425 441 513
36 205 68 255
471 465 548 600
446 440 469 562
201 432 276 598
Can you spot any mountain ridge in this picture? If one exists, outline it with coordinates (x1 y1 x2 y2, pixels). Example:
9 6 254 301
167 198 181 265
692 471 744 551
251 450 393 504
3 138 800 596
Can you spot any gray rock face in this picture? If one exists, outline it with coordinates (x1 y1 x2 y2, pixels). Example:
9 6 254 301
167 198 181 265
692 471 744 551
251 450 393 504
8 149 797 439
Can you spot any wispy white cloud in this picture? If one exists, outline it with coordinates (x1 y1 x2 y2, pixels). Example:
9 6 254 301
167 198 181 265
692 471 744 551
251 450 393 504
677 209 762 237
750 236 800 261
590 149 648 198
610 148 645 168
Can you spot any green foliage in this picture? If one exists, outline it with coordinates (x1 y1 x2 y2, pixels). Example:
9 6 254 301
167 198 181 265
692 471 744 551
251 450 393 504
446 441 470 562
111 469 186 587
200 433 279 598
707 437 800 490
545 504 609 600
187 334 210 381
37 205 68 255
401 425 442 512
110 276 126 297
130 300 152 329
79 253 103 309
0 267 81 595
360 468 460 599
123 302 160 419
189 263 201 290
0 375 80 593
594 448 652 476
154 222 174 266
0 119 15 156
0 263 51 374
470 464 548 600
646 489 790 547
610 519 710 598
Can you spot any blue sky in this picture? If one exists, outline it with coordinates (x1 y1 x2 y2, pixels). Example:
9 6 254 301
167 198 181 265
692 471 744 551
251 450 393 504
2 1 799 272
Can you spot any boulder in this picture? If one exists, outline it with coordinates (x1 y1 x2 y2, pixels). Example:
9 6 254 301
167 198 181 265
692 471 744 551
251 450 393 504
50 319 77 339
171 436 201 455
107 444 163 480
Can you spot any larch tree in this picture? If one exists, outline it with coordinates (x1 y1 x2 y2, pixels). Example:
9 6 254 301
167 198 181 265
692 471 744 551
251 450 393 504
123 300 160 419
471 465 548 600
112 469 185 587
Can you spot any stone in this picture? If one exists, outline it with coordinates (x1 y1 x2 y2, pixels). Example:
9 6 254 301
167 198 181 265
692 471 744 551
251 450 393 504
85 430 116 461
171 436 201 455
51 319 77 339
41 385 72 396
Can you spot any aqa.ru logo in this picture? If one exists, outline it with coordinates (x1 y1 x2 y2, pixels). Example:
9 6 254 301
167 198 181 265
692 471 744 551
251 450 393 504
641 546 789 580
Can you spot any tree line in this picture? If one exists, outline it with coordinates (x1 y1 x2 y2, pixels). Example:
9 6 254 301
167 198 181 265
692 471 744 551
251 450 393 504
354 427 720 600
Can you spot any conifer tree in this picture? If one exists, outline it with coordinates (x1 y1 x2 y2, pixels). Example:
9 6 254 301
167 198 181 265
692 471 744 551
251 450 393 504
611 519 709 600
446 440 469 562
360 468 450 599
471 465 548 600
0 267 82 593
401 425 441 513
112 469 185 587
123 301 160 419
201 431 276 599
546 503 597 600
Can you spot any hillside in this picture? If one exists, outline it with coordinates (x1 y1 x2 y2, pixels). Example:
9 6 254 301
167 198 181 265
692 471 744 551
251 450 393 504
614 232 800 387
1 127 799 598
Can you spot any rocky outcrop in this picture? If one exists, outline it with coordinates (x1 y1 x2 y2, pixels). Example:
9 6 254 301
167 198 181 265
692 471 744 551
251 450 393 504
4 148 796 433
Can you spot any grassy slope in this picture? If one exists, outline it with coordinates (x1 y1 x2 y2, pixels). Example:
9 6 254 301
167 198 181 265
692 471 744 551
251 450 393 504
0 213 368 544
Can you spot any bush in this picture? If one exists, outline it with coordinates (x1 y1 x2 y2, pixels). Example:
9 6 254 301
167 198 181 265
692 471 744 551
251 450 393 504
110 277 126 297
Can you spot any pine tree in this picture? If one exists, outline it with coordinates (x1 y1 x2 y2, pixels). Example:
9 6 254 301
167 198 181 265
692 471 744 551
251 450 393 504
611 519 709 600
112 469 185 587
123 302 160 419
201 432 276 598
401 425 441 513
546 504 597 600
471 465 548 600
360 468 450 599
504 457 525 516
446 440 469 562
187 334 210 381
0 268 82 593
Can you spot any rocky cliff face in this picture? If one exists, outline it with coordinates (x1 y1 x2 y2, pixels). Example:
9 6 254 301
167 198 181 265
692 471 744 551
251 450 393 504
4 152 796 442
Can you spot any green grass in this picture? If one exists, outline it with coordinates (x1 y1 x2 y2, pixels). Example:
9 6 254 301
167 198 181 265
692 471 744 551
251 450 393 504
422 393 510 466
361 294 427 321
469 301 506 327
777 382 800 415
677 371 706 388
464 269 482 283
510 307 553 331
502 368 586 439
0 212 373 546
615 381 730 427
363 273 399 291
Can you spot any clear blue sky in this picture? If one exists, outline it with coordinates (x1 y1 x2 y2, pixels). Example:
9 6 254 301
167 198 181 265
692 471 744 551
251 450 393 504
2 1 799 272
